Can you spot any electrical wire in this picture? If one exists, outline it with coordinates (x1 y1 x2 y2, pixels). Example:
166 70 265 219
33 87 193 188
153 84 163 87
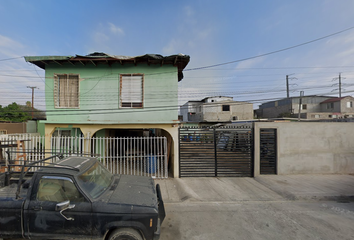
1 26 354 112
184 25 354 71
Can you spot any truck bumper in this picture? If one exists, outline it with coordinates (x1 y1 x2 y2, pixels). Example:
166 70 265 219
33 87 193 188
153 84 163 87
153 218 162 240
156 184 165 222
154 184 165 240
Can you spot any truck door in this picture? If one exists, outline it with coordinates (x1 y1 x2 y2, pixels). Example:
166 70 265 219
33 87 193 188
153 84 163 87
25 175 92 239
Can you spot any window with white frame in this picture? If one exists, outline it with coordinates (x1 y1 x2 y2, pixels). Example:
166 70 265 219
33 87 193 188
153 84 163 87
347 101 353 108
120 74 143 108
54 74 79 108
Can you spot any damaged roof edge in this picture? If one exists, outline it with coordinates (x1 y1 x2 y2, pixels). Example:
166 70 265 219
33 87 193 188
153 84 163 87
24 52 190 81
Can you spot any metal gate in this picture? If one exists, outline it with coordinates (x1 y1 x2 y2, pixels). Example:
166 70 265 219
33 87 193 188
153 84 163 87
260 129 277 174
179 126 253 177
0 135 168 178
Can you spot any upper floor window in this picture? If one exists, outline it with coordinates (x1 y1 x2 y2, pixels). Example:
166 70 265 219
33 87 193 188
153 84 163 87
54 74 79 108
326 102 334 109
120 74 143 108
302 104 307 110
222 105 230 111
347 101 353 108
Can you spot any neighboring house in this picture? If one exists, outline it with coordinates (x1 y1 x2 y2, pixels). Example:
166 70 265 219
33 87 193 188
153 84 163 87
256 95 354 119
317 96 354 118
25 52 190 177
0 121 38 134
180 96 253 122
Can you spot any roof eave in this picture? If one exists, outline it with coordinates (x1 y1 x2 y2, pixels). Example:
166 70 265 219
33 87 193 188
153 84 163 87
24 53 190 81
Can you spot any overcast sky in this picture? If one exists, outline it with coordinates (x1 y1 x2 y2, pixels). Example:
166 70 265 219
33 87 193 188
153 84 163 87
1 0 354 110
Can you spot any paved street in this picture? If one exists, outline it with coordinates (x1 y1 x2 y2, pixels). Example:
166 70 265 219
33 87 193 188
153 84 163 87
156 175 354 240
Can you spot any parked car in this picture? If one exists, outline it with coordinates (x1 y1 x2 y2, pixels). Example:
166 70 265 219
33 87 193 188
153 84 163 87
0 156 165 240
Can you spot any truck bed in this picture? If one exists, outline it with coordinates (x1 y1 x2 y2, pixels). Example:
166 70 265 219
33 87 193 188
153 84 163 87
0 183 28 199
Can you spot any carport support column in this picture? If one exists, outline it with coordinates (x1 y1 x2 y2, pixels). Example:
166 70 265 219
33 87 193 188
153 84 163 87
172 128 179 178
79 127 95 155
44 124 57 159
163 125 179 178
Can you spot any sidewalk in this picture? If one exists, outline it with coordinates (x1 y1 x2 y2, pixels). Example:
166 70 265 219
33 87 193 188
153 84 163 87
255 174 354 201
155 174 354 202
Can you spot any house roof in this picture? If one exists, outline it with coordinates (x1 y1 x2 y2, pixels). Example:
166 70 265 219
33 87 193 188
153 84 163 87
24 52 190 81
320 97 347 104
259 95 336 106
201 96 233 102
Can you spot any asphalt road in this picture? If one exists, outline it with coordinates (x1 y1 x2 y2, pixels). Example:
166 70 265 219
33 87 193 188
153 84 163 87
160 200 354 240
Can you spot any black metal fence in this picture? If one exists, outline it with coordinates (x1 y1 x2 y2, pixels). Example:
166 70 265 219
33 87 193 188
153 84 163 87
260 129 277 174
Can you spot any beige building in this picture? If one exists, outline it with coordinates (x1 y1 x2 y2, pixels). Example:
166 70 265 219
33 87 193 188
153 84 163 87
257 95 354 120
180 96 253 122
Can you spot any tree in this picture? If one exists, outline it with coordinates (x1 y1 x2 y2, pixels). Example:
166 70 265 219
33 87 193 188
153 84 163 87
0 102 31 122
19 102 46 120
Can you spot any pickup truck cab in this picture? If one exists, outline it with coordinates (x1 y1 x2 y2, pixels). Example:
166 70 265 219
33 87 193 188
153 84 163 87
0 156 165 240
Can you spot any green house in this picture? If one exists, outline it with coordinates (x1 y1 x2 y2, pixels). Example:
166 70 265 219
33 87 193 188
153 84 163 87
25 52 190 177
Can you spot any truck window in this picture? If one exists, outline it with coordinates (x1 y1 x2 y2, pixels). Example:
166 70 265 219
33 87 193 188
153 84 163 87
37 177 85 202
78 162 113 199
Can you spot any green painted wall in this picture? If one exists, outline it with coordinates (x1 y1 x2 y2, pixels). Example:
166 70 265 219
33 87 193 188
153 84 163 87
44 62 178 124
37 121 45 136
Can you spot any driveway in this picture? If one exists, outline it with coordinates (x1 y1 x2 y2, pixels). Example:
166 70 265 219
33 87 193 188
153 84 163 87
156 174 354 202
155 175 354 240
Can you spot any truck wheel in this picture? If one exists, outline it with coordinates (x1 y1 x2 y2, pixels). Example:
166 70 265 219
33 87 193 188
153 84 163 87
109 228 143 240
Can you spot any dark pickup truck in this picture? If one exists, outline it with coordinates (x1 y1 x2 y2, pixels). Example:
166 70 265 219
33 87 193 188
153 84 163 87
0 156 165 240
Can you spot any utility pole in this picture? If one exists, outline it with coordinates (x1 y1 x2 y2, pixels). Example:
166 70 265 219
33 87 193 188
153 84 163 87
298 91 304 121
286 75 289 98
332 73 345 98
339 73 342 98
286 74 297 98
27 86 37 119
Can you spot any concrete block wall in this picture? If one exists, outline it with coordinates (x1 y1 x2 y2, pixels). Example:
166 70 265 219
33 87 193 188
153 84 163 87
254 122 354 176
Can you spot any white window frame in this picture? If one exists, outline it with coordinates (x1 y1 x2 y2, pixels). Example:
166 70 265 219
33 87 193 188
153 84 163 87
120 74 144 108
54 74 80 108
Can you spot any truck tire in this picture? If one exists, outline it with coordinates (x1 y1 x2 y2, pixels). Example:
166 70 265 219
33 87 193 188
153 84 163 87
109 228 143 240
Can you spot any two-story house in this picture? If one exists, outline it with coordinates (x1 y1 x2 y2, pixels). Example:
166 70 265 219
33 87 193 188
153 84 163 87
317 96 354 119
180 96 253 122
25 52 190 177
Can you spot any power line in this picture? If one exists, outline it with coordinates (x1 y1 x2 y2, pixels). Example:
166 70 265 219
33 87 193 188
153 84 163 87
0 56 23 62
184 25 354 71
1 26 354 110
